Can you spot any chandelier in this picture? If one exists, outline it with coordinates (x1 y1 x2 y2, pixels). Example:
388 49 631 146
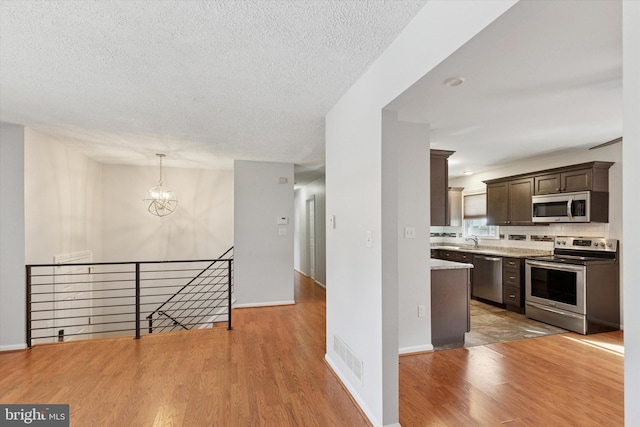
143 154 178 217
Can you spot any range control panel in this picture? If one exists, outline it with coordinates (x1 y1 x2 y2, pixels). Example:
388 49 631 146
554 237 617 252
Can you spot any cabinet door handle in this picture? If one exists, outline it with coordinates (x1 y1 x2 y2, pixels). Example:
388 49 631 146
509 276 516 280
509 294 516 298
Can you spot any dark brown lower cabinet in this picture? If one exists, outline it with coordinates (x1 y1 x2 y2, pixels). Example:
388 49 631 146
431 268 471 346
502 257 524 313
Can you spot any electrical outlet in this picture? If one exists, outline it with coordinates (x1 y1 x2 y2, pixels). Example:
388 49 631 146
404 227 416 239
418 305 426 317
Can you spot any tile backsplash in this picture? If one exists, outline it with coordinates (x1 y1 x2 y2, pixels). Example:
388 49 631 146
430 223 609 250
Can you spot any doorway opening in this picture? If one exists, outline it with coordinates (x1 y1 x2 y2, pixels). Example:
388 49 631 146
306 196 316 281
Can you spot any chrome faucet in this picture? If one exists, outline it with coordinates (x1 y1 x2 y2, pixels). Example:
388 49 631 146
465 235 479 249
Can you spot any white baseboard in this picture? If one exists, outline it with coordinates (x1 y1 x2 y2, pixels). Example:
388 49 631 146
294 267 308 276
1 343 27 352
233 300 295 308
399 343 434 355
294 268 324 288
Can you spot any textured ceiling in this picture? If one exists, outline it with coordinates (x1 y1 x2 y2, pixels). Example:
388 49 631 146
393 0 622 177
1 1 623 181
0 0 427 170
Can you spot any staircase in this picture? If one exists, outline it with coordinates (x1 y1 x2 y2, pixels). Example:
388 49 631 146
147 247 234 333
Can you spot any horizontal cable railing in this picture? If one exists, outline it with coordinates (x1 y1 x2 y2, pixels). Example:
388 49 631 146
26 249 233 348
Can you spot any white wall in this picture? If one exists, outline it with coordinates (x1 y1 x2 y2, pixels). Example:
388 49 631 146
24 129 103 264
293 176 326 286
0 122 26 350
101 164 233 262
325 2 518 425
234 160 294 307
623 1 640 424
24 131 234 265
390 119 431 354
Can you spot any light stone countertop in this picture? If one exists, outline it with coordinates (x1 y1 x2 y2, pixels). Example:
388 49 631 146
430 259 474 270
432 244 552 258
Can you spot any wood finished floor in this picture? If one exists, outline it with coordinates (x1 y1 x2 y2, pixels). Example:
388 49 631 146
0 273 623 426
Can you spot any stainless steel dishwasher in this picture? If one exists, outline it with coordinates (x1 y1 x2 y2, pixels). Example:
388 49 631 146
472 255 503 303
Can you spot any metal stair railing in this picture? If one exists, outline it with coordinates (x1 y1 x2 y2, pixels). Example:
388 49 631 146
147 247 233 334
25 247 233 348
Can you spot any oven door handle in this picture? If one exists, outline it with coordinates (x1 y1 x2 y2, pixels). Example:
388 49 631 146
567 199 573 221
526 260 584 273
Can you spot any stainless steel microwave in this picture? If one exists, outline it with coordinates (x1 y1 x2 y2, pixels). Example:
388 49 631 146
531 191 591 223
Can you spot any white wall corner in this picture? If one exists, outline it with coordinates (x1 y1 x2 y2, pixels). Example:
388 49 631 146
234 160 295 306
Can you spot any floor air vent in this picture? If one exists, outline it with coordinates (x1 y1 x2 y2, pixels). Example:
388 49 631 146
333 335 362 383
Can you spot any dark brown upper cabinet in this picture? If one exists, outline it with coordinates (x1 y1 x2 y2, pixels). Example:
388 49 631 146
484 161 613 226
486 177 533 226
430 149 455 226
534 162 614 195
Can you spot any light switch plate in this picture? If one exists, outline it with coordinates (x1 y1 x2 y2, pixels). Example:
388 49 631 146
277 216 289 225
329 215 335 229
278 227 287 236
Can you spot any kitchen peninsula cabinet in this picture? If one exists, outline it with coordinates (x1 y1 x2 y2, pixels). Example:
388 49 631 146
431 149 455 226
486 177 533 226
431 260 472 346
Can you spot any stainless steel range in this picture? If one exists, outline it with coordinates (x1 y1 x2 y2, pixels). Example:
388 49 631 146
525 237 619 335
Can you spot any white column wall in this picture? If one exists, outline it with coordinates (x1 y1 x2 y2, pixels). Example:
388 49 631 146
325 2 518 425
0 122 26 350
393 119 431 354
623 1 640 424
233 160 294 307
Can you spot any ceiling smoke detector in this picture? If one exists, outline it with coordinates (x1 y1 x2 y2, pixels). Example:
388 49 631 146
444 77 465 87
